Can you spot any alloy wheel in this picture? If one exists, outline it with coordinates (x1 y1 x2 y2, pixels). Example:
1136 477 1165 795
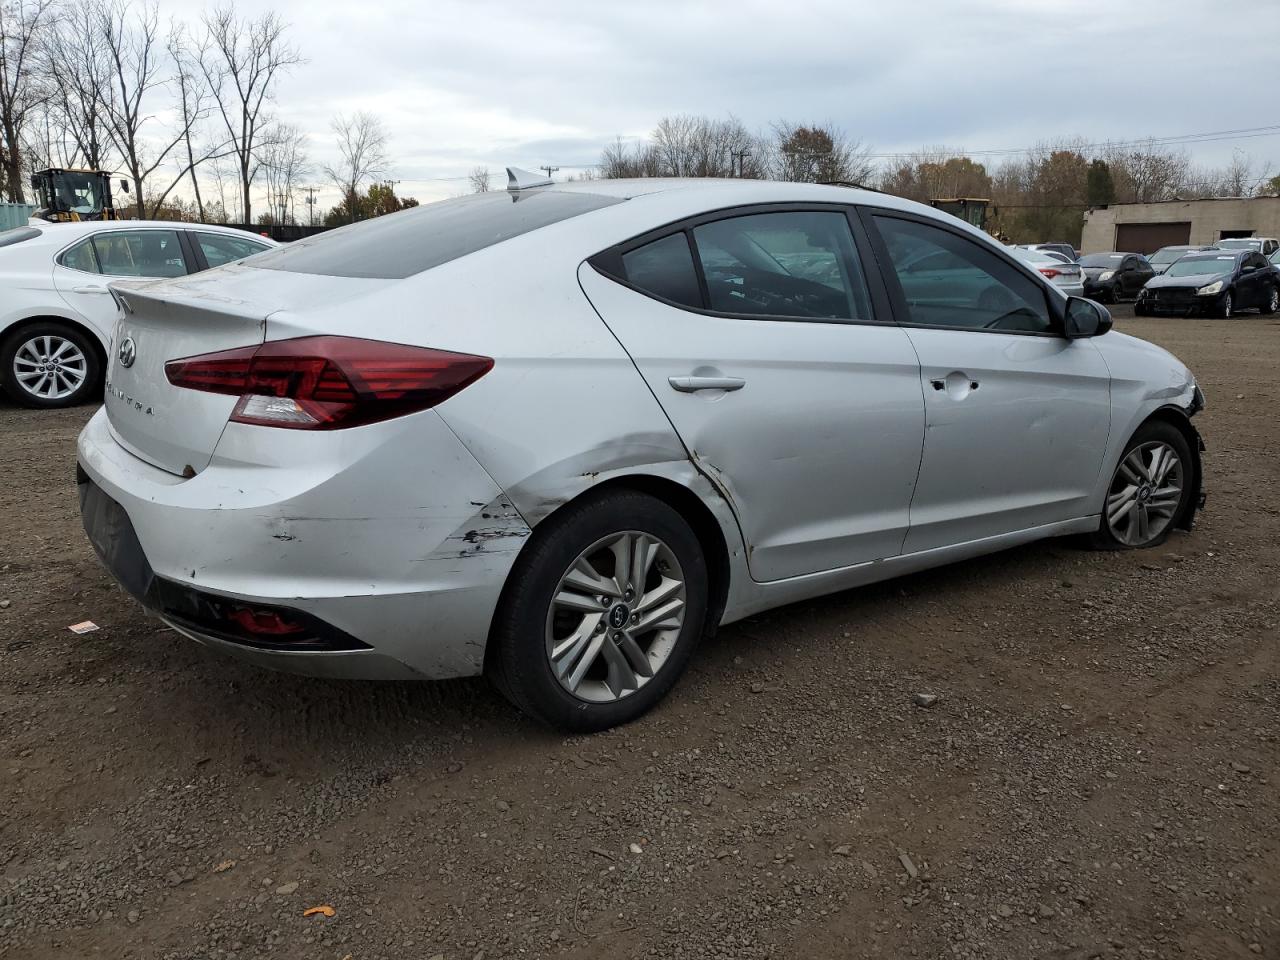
1105 441 1184 546
12 335 88 401
545 531 686 703
1269 288 1278 313
1222 293 1233 319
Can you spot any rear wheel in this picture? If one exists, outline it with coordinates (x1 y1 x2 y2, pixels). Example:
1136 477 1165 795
1261 285 1278 315
1090 421 1193 550
0 322 102 409
488 490 708 732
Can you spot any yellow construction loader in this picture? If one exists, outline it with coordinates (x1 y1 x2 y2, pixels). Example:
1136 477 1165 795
29 168 131 222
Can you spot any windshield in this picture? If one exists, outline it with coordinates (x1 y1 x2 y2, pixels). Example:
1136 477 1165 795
51 171 107 215
1216 238 1259 251
1079 253 1125 267
1149 248 1189 264
1165 255 1237 278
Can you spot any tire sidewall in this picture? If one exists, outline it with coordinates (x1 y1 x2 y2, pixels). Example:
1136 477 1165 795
1094 420 1194 550
491 491 708 732
0 323 102 409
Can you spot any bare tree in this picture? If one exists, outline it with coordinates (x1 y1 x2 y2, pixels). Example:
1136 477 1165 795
259 121 307 223
40 0 113 171
199 5 302 223
771 122 871 184
0 0 54 201
323 111 388 223
168 24 214 219
468 165 490 193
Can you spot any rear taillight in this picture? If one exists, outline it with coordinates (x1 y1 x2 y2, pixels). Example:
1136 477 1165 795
1038 268 1061 279
165 335 493 430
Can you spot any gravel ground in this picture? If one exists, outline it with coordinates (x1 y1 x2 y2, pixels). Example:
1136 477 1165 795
1 307 1277 960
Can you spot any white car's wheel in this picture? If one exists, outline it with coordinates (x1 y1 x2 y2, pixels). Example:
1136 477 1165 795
1091 421 1193 550
488 489 708 732
1 323 102 409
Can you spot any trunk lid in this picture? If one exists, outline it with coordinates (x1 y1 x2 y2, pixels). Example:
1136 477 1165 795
104 264 386 476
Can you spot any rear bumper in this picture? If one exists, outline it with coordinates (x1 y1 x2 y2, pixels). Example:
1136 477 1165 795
76 406 531 679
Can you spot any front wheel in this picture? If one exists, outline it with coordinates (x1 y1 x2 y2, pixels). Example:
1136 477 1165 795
1214 292 1233 319
1090 421 1193 550
0 322 102 409
488 489 708 732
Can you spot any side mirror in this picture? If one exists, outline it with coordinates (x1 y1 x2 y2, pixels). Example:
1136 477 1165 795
1064 297 1112 339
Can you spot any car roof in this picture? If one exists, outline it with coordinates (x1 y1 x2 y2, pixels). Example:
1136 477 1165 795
22 220 278 244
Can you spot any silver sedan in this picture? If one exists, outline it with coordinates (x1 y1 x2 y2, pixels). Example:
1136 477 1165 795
77 173 1206 731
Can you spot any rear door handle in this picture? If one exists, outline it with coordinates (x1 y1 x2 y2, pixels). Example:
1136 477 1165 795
668 376 746 393
73 286 110 295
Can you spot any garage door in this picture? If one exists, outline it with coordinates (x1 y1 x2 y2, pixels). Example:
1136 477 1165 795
1115 222 1191 254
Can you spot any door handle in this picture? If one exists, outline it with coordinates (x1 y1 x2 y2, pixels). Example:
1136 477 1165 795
668 375 746 393
930 377 980 391
73 286 110 295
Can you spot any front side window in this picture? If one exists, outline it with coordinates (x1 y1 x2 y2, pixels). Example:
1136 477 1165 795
195 232 271 268
873 215 1052 333
621 233 702 308
91 230 188 278
691 211 872 321
60 237 101 273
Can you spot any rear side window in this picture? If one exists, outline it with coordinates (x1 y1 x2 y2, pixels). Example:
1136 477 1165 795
91 230 188 277
0 226 41 248
195 231 271 268
621 234 701 308
251 190 623 279
691 211 872 321
60 237 101 273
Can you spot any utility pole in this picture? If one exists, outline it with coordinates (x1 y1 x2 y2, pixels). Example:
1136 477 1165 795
730 149 751 178
539 165 559 181
303 186 316 227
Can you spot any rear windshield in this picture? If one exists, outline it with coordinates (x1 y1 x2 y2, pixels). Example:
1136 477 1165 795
0 226 41 248
1216 239 1259 250
1149 247 1190 264
251 190 623 279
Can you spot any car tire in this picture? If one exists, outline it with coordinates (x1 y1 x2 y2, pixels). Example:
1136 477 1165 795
0 322 103 409
1089 420 1194 551
1134 302 1149 317
1261 285 1279 315
1214 292 1233 319
487 489 708 733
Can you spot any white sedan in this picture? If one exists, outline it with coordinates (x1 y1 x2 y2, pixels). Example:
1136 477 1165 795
77 174 1205 732
0 221 275 407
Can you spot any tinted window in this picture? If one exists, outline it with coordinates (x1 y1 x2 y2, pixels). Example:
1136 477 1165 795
91 230 188 277
0 226 41 248
196 231 271 268
252 190 623 279
873 215 1052 333
621 233 701 308
691 211 871 321
1079 253 1126 267
60 237 100 273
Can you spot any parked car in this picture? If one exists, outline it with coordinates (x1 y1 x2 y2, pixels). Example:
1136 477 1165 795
1271 247 1280 267
1216 237 1279 256
0 221 276 408
1080 252 1155 302
1018 242 1078 262
1136 249 1279 318
1011 247 1084 297
1147 244 1220 275
77 176 1205 732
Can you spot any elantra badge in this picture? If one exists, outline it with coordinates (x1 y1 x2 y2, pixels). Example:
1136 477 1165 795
118 336 136 368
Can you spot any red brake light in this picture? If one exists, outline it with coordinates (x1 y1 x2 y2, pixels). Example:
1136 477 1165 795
226 607 306 636
165 336 493 430
1038 267 1061 279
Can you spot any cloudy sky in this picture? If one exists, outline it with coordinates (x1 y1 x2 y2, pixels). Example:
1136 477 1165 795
162 0 1279 212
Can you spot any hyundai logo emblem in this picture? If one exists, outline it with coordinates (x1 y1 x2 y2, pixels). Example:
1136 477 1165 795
118 336 136 368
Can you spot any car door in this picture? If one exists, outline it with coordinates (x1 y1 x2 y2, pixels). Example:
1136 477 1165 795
1239 253 1267 307
861 209 1111 553
579 206 925 582
52 228 193 338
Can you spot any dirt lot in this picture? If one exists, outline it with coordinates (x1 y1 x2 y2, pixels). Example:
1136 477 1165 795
1 307 1277 960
